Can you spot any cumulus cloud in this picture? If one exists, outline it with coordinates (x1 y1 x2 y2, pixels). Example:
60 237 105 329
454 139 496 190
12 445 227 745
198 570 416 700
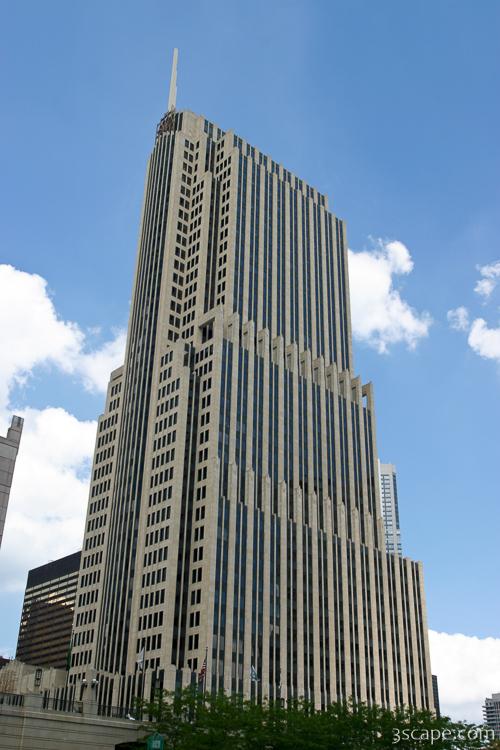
0 407 95 592
474 260 500 301
348 239 431 353
468 318 500 363
429 630 500 723
0 263 126 593
447 306 470 332
77 330 127 393
0 264 126 406
448 261 500 367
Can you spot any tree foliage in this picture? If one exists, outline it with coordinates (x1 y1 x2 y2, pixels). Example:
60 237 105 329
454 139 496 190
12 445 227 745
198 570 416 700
132 688 493 750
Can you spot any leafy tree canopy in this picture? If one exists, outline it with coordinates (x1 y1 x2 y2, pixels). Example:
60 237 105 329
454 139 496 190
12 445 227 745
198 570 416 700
130 688 493 750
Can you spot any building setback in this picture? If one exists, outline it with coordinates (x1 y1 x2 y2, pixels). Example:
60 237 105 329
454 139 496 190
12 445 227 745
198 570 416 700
68 72 434 711
16 552 81 669
0 415 23 548
378 462 403 556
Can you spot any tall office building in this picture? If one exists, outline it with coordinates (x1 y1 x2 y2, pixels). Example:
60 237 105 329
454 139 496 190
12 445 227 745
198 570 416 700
378 462 402 556
68 58 433 711
484 693 500 739
0 415 23 548
16 551 81 669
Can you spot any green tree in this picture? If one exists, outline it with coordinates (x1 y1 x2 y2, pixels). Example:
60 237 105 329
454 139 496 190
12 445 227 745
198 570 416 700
134 688 492 750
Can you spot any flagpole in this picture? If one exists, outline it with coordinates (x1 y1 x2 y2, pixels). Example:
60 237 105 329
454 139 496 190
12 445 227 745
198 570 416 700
140 660 145 707
134 646 145 717
198 647 208 696
65 631 73 693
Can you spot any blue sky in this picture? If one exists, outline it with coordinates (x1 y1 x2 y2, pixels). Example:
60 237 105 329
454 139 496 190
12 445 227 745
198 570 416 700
1 0 499 720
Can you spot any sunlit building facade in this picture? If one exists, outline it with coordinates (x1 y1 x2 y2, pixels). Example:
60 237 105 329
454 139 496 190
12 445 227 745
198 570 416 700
68 101 433 712
484 693 500 739
378 462 403 555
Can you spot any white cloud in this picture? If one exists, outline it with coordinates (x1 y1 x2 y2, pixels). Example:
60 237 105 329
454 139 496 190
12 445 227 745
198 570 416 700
348 239 431 353
447 260 500 366
447 306 470 332
468 318 500 363
429 630 500 723
0 264 126 407
77 330 127 393
0 264 126 593
0 407 95 592
0 265 83 409
474 260 500 301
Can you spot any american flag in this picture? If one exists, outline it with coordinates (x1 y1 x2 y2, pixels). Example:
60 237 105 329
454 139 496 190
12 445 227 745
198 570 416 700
198 655 207 684
136 647 145 672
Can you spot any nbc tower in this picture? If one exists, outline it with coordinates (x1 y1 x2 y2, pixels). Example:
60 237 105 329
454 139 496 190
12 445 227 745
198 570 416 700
69 52 434 712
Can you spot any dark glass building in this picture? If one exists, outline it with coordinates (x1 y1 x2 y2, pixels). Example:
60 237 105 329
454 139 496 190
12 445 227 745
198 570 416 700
16 551 80 669
432 674 441 717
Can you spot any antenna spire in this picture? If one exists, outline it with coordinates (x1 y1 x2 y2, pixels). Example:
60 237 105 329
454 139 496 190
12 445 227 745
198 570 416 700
168 48 178 112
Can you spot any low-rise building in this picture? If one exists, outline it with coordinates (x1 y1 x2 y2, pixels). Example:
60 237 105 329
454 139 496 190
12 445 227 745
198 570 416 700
0 659 67 696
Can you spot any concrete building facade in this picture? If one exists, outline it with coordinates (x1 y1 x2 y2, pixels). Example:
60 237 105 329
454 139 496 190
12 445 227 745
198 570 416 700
484 693 500 739
16 552 81 670
68 99 434 711
0 660 67 696
378 462 402 556
0 415 23 548
0 693 139 750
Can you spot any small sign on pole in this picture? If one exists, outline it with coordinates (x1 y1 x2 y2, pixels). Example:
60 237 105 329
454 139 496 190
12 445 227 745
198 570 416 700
146 733 165 750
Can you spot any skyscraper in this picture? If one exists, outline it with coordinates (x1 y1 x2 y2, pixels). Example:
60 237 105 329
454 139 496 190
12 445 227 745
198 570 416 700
0 415 23 548
378 462 403 555
16 551 80 669
68 56 433 712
